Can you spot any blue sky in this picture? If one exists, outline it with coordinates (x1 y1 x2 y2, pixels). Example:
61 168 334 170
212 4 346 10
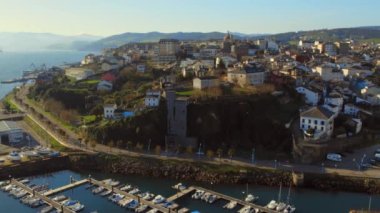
0 0 379 36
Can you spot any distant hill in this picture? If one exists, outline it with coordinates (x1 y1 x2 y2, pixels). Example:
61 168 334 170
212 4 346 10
80 31 262 51
81 26 380 51
0 32 102 52
263 26 380 42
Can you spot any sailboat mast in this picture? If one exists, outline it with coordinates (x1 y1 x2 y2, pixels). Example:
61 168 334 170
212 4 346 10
286 183 291 204
368 196 372 212
278 182 282 202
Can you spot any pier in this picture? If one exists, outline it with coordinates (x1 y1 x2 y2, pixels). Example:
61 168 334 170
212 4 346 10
10 179 75 213
10 177 282 213
43 179 88 196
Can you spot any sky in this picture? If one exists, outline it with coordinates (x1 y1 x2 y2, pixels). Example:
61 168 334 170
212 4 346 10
0 0 379 37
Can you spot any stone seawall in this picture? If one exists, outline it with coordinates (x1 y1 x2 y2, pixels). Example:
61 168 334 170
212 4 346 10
0 155 70 180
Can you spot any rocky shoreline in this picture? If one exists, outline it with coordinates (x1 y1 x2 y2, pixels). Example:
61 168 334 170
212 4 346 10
1 153 380 194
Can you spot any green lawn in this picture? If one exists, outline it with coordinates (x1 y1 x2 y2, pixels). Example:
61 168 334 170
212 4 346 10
24 116 69 152
3 95 20 113
82 115 97 124
176 90 194 96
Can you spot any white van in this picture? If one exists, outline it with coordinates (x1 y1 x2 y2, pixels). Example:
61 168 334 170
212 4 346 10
327 153 342 162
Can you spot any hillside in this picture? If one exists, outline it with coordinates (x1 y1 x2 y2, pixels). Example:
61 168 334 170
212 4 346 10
80 31 260 51
264 26 380 42
0 32 102 51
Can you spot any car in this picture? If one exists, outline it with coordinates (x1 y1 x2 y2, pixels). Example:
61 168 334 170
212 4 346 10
375 149 380 154
370 159 377 165
327 153 342 162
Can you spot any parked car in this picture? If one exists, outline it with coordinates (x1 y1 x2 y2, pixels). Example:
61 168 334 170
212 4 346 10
327 153 342 162
375 149 380 154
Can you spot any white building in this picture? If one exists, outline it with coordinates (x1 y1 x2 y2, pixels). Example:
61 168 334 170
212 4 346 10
145 90 161 107
313 65 344 82
267 40 279 51
193 77 220 90
342 67 373 78
298 40 314 49
300 106 335 140
323 42 337 56
324 92 344 117
0 121 23 145
104 104 117 119
296 86 321 106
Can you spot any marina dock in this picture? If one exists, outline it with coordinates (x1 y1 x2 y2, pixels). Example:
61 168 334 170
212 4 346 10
10 177 282 213
10 179 75 213
43 179 88 196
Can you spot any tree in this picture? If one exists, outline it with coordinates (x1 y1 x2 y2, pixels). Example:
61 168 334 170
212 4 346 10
154 145 161 155
135 142 144 151
217 148 223 160
227 148 235 161
127 141 133 150
116 140 123 148
185 146 194 156
206 150 215 159
107 140 115 152
90 141 97 150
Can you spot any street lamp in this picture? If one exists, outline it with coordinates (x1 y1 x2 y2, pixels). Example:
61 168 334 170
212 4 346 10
274 159 278 169
251 148 255 164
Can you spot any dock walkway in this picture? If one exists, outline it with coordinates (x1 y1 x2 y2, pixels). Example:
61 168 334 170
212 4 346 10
43 179 88 196
193 186 280 213
10 179 75 213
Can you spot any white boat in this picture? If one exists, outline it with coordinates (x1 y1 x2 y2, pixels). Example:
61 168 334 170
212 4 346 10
201 192 211 202
14 190 28 199
0 181 8 187
142 193 155 201
127 200 139 209
135 204 148 212
69 203 85 212
238 205 254 213
120 185 132 191
266 200 278 210
36 147 52 155
276 202 287 211
223 201 237 209
100 189 112 196
191 190 204 199
152 195 165 204
245 194 259 203
208 194 218 203
8 151 21 161
92 186 104 194
129 188 140 195
19 179 30 184
39 205 54 213
284 205 296 213
52 195 67 202
2 184 15 192
118 198 133 207
103 179 120 187
172 183 186 191
108 193 125 203
147 209 158 213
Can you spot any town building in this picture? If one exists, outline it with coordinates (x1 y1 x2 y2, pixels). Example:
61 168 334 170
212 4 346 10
193 76 220 90
227 62 266 87
300 106 335 141
0 121 23 145
156 39 179 64
145 90 161 107
296 86 321 106
104 104 117 119
313 65 344 82
97 80 113 92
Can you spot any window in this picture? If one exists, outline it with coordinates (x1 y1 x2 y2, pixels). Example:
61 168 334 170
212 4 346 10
321 127 324 131
314 120 317 125
302 119 305 123
302 125 304 129
321 121 325 125
308 119 311 124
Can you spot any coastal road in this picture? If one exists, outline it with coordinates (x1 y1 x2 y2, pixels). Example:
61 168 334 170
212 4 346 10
11 85 380 180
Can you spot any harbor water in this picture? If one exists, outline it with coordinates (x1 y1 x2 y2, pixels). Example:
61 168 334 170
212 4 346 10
1 170 379 213
0 51 89 99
